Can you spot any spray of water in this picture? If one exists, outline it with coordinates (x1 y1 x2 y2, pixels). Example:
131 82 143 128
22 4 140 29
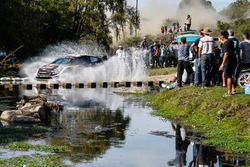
21 42 148 83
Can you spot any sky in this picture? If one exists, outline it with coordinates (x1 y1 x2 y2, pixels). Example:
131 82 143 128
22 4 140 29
128 0 234 11
126 0 234 35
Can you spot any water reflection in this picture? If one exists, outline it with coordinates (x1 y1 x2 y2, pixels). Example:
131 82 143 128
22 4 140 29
167 123 249 167
49 108 130 163
168 124 190 167
20 88 130 163
0 89 249 166
220 155 249 167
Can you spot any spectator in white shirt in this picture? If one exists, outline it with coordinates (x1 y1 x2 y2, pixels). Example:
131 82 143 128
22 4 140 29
185 15 192 31
198 27 216 88
116 45 125 58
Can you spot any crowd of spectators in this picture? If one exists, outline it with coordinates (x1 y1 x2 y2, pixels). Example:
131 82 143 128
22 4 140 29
114 14 250 96
0 46 16 65
117 31 249 96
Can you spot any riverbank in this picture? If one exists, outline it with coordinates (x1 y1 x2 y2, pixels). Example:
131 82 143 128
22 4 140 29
148 86 250 155
146 67 176 76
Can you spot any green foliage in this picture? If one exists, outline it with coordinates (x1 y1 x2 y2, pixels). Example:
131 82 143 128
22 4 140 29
148 86 250 155
0 0 140 59
7 142 67 153
220 0 250 20
118 34 164 48
215 0 250 39
216 18 250 39
8 142 32 151
217 21 231 31
0 154 63 167
119 36 142 48
0 0 73 59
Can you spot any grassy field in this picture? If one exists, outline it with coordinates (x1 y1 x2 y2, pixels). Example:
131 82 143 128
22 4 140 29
146 67 176 76
148 86 250 155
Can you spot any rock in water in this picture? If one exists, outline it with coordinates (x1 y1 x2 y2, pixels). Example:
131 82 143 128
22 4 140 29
0 95 63 124
13 115 40 123
0 110 22 122
0 110 40 123
16 95 62 123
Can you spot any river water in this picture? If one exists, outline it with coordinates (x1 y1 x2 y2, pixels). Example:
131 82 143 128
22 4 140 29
0 88 249 167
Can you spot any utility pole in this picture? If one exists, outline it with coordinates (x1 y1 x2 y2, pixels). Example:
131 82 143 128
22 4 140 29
135 0 138 36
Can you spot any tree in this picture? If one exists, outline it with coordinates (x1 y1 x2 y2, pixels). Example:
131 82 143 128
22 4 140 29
0 0 74 59
220 0 250 20
59 0 140 48
216 0 250 39
0 0 140 60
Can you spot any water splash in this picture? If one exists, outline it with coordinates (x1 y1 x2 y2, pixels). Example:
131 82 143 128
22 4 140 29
21 42 148 83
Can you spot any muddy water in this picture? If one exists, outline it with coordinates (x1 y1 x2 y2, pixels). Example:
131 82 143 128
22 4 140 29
0 88 249 167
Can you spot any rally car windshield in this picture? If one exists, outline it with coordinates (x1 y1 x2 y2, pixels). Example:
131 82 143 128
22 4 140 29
51 58 72 64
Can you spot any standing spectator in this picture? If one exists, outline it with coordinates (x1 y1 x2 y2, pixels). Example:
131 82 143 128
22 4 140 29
164 26 168 35
116 45 124 58
0 46 7 60
140 37 149 66
140 37 148 50
148 43 154 67
176 22 180 32
211 45 222 85
235 32 250 83
168 28 173 34
228 30 240 86
153 42 160 68
161 26 164 35
160 44 167 68
218 43 227 87
169 41 178 67
185 15 192 31
219 31 237 97
177 37 193 87
8 51 15 66
228 30 240 55
0 46 7 64
172 23 177 32
158 39 163 46
198 27 216 88
191 29 203 86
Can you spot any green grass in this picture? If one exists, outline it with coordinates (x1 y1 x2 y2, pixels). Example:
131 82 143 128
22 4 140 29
146 67 176 76
0 154 63 167
0 142 68 166
7 142 67 153
148 86 250 155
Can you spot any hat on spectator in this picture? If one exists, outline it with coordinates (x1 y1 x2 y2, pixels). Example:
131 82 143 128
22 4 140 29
201 27 212 35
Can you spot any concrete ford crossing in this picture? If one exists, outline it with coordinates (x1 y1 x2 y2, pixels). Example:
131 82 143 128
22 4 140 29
0 80 165 91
